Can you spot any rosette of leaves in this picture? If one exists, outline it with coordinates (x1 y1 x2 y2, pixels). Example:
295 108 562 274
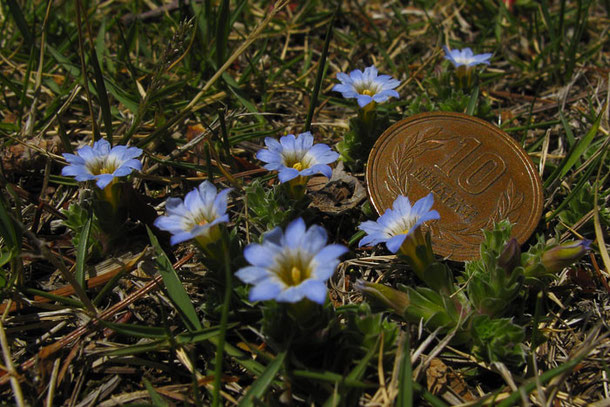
463 220 524 317
470 315 526 367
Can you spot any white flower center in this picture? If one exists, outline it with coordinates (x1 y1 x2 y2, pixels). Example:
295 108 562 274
282 151 313 171
355 80 382 96
86 156 120 176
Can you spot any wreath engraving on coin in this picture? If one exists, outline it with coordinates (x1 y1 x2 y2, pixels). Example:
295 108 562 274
367 112 543 261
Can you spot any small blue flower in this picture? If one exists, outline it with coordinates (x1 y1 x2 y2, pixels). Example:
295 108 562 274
154 181 231 246
62 139 143 190
332 65 400 108
358 193 440 254
443 46 492 68
256 132 339 183
235 218 347 304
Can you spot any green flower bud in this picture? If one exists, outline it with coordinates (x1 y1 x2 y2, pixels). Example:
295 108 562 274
541 240 591 273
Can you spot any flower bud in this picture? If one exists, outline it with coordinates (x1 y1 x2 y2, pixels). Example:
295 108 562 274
541 240 591 273
498 238 521 274
354 280 410 316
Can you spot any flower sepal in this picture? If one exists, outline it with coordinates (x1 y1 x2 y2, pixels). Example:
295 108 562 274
337 113 390 171
91 181 128 235
523 238 591 283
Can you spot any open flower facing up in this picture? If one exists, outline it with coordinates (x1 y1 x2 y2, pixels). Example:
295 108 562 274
154 181 231 247
256 132 339 184
235 218 347 304
443 46 492 68
359 193 439 255
62 139 143 190
332 65 400 108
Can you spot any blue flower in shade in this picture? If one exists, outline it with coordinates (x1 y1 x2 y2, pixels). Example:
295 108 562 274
332 65 400 108
358 193 440 254
153 181 231 246
256 132 339 183
62 139 143 190
443 46 492 68
235 218 347 304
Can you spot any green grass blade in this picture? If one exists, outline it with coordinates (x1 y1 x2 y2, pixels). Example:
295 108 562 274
544 105 604 188
99 322 168 338
146 226 203 332
237 350 287 407
397 331 413 407
5 0 33 48
88 48 114 143
216 0 231 69
323 336 379 407
496 336 598 407
304 3 339 132
74 214 92 289
143 378 171 407
466 85 479 116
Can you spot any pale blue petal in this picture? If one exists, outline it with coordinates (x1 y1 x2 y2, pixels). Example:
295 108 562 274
386 234 408 253
94 174 115 189
356 95 373 107
284 218 306 248
277 168 299 183
249 280 283 302
243 244 279 268
257 149 281 164
299 280 327 304
235 266 271 284
170 231 195 245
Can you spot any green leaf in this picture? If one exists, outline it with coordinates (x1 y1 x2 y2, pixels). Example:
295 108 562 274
5 0 33 48
143 378 171 407
544 105 604 188
99 322 168 338
397 331 413 407
146 226 203 331
238 350 287 407
75 215 92 289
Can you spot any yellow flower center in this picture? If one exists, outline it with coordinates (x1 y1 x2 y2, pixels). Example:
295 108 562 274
292 162 304 171
361 89 375 96
277 260 312 286
291 266 302 284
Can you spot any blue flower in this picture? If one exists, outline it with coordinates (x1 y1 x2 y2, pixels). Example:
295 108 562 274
332 65 400 108
62 139 142 190
256 132 339 183
154 181 231 246
235 218 347 304
358 193 440 254
443 46 492 68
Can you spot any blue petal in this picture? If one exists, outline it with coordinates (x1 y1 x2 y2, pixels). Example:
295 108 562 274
356 95 373 107
94 174 115 189
284 218 306 248
300 224 328 253
298 280 327 304
302 163 332 178
244 243 278 268
411 193 434 215
62 153 85 165
277 168 299 183
170 231 195 245
154 215 186 234
235 266 271 284
257 149 281 164
249 280 283 302
386 234 408 253
264 137 282 152
336 72 353 85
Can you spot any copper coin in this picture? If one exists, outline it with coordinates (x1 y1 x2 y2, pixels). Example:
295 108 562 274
366 112 543 261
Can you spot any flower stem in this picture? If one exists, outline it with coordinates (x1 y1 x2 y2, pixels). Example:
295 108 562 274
212 227 232 407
